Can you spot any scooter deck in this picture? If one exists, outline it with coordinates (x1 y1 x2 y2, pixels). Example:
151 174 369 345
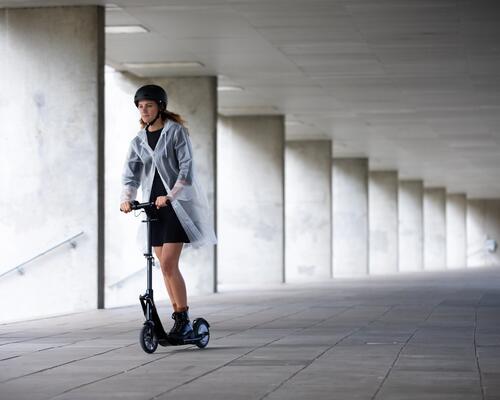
159 335 206 346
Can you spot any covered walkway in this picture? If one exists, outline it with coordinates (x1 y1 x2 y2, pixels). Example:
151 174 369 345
1 267 499 400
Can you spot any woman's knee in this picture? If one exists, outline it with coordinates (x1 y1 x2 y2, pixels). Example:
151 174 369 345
160 257 179 276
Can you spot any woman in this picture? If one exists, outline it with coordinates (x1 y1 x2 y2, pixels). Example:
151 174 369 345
119 84 216 341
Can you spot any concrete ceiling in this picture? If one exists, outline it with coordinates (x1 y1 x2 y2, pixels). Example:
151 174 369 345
2 0 500 197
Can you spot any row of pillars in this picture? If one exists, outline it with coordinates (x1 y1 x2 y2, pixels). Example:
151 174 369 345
218 134 473 288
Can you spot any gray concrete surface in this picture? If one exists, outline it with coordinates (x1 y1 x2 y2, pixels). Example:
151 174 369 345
285 140 332 282
369 171 398 275
1 267 500 400
217 116 285 287
0 5 104 322
467 200 500 268
446 194 467 269
423 188 447 271
332 158 369 277
398 181 424 273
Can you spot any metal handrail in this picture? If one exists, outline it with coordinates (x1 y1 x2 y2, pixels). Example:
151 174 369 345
467 238 498 257
0 231 85 279
108 261 160 289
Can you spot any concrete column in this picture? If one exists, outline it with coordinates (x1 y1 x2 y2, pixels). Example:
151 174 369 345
105 74 217 307
218 116 284 288
369 171 398 275
467 199 500 268
0 7 104 322
285 140 331 282
446 194 467 269
423 188 447 270
398 181 423 272
161 77 217 296
332 158 368 277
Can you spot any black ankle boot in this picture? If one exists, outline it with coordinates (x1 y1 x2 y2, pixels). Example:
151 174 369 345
169 312 181 335
169 309 193 341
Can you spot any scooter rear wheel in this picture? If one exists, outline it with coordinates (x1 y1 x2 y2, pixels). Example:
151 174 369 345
193 319 210 348
140 323 158 354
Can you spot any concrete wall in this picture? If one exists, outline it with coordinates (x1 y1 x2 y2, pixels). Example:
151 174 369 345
369 171 398 275
467 199 500 268
285 141 331 282
217 116 284 288
398 181 423 272
0 7 104 322
446 194 467 269
105 73 217 308
423 188 447 270
332 158 368 277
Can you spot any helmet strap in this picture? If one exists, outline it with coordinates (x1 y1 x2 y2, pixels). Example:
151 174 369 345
144 101 166 130
146 111 161 130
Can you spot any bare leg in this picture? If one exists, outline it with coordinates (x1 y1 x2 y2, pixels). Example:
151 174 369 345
158 243 187 310
153 246 177 311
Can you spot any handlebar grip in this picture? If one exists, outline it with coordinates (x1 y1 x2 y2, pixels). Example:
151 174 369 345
130 200 155 210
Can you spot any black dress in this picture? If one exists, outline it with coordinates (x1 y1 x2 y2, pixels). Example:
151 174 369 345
147 128 190 246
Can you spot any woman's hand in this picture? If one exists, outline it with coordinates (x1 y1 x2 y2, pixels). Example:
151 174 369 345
155 195 169 209
120 201 132 213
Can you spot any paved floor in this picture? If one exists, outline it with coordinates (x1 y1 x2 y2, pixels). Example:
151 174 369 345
1 267 500 400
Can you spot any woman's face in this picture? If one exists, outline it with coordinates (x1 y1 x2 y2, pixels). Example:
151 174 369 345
138 100 160 124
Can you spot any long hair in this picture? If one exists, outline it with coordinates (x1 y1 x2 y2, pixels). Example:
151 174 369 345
140 109 187 130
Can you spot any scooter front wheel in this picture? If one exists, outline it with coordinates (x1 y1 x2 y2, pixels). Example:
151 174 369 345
140 323 158 354
193 319 210 349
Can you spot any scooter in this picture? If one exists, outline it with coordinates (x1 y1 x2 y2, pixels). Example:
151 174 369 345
130 200 210 354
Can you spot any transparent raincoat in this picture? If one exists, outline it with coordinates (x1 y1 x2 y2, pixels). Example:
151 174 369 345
121 119 217 249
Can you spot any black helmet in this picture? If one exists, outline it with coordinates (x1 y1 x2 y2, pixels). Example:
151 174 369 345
134 84 167 110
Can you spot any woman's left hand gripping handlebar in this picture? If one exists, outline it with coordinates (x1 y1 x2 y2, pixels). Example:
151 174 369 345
154 196 170 209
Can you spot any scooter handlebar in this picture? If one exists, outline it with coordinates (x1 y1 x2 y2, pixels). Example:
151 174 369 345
130 200 156 210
